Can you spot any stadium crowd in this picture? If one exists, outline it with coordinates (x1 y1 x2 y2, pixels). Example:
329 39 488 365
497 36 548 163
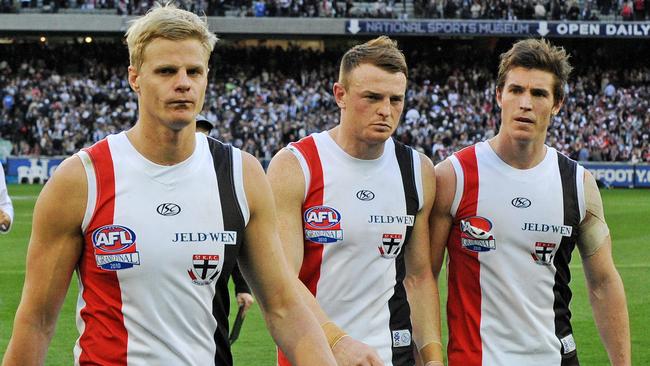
3 0 647 20
0 41 649 164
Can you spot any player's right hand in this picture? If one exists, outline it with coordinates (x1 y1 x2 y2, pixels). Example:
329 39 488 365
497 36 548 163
0 210 10 231
332 336 384 366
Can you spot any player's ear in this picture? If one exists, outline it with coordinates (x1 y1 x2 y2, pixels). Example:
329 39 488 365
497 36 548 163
128 65 140 93
495 87 502 109
333 82 346 109
552 96 564 115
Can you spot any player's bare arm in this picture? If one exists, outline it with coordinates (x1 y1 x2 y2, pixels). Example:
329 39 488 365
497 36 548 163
2 156 86 366
429 159 456 279
403 154 443 366
579 170 631 366
237 151 336 366
267 148 384 366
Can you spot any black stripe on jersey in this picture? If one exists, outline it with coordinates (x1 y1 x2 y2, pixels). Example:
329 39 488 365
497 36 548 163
553 152 581 366
388 140 419 366
207 137 246 366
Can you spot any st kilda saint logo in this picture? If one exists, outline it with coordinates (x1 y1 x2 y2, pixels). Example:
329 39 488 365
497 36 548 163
188 254 222 285
531 242 557 266
378 233 404 259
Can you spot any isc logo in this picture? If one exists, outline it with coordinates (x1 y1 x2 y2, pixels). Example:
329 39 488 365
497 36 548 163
92 225 137 252
304 206 341 229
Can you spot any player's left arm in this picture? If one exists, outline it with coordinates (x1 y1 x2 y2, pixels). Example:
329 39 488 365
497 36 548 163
404 153 443 366
579 170 630 366
236 152 336 366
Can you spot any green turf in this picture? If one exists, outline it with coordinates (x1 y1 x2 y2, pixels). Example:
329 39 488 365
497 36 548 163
0 185 647 364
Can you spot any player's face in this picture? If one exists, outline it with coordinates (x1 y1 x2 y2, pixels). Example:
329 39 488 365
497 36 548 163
496 66 562 145
129 38 209 131
335 63 407 145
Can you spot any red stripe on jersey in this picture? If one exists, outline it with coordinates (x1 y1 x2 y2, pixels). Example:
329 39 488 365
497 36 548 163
447 145 483 366
78 139 128 365
293 136 326 296
278 135 325 366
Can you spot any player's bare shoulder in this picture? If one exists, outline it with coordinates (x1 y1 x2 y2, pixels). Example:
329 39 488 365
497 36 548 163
37 155 87 224
432 158 457 215
267 147 306 201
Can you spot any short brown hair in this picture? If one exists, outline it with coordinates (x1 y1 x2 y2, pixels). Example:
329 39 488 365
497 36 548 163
338 36 408 88
125 2 218 71
497 38 572 105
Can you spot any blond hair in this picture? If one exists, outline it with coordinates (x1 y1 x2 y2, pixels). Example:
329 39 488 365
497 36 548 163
125 2 218 70
338 36 407 88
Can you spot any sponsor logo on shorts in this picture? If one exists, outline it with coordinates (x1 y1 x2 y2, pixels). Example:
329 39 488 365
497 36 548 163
92 224 141 270
460 216 496 252
187 254 221 285
304 206 343 244
392 329 411 347
531 242 558 265
560 334 576 354
378 233 403 259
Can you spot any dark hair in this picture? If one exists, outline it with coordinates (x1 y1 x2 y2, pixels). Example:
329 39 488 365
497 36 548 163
338 36 407 88
497 38 572 105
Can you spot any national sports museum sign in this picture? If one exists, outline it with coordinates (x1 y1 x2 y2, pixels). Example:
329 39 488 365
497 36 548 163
345 19 650 38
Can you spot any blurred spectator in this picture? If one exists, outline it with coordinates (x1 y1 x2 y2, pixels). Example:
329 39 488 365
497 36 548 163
621 1 633 20
633 0 646 19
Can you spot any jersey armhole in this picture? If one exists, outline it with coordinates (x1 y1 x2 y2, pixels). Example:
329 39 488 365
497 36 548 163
412 150 424 211
449 155 464 218
576 165 586 223
231 148 250 226
287 144 310 202
77 150 97 233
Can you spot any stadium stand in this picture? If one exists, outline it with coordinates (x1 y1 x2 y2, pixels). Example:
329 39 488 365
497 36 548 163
2 0 643 21
1 39 648 165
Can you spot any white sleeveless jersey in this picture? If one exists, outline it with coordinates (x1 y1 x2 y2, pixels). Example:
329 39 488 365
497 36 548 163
74 132 249 366
278 131 424 366
446 141 586 366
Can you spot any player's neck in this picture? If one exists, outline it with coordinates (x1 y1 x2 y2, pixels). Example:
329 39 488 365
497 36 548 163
328 127 385 160
126 122 196 166
489 135 547 170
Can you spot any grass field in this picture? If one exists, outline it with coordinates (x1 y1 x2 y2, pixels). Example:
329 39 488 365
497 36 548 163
0 184 648 365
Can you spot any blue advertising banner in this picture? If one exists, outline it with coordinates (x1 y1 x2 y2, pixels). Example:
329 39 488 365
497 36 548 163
345 20 650 39
582 162 642 188
6 157 64 184
634 164 650 188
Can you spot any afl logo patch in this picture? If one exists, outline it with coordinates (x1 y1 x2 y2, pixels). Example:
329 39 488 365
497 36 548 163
92 225 136 252
511 197 531 208
157 203 181 216
91 225 140 270
460 216 496 252
304 206 341 228
304 205 344 244
356 190 375 201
